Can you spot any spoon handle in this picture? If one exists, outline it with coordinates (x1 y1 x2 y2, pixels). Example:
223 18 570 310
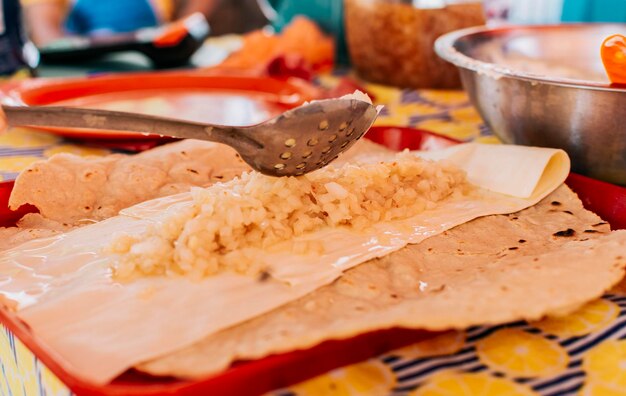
1 105 235 142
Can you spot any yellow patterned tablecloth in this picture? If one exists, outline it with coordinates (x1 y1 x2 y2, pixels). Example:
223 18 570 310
1 81 626 396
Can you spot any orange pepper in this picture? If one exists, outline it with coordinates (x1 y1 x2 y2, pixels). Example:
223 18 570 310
601 34 626 84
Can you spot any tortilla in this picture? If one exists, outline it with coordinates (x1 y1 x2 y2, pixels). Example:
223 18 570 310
138 185 626 379
8 139 250 225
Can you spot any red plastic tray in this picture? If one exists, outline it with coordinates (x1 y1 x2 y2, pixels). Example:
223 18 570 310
1 72 318 140
0 126 625 396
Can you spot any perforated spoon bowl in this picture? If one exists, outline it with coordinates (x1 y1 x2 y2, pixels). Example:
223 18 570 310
2 98 378 177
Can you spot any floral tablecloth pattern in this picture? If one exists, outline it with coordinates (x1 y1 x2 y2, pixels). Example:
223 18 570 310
1 81 625 396
276 295 626 396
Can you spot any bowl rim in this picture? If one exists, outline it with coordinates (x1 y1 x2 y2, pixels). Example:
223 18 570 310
434 23 626 93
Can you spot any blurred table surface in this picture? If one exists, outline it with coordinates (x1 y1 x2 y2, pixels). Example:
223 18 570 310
2 38 626 396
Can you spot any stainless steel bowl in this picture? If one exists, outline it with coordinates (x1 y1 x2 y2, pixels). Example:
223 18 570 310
435 24 626 185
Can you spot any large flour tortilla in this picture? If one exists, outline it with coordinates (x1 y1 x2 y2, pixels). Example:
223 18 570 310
139 185 626 378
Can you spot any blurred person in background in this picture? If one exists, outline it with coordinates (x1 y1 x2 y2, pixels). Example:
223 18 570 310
21 0 266 47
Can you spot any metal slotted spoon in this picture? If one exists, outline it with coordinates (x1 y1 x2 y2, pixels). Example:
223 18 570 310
1 98 378 177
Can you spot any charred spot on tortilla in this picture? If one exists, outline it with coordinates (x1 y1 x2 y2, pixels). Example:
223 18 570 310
187 169 199 174
257 270 271 282
584 229 601 234
551 201 562 206
563 210 574 215
431 284 446 293
518 239 526 243
508 247 519 250
593 222 609 227
553 228 576 237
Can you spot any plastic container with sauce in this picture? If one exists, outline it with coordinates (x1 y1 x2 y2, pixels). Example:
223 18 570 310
344 0 485 89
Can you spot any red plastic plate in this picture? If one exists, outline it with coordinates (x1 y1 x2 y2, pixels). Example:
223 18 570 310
0 126 624 396
1 72 318 140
